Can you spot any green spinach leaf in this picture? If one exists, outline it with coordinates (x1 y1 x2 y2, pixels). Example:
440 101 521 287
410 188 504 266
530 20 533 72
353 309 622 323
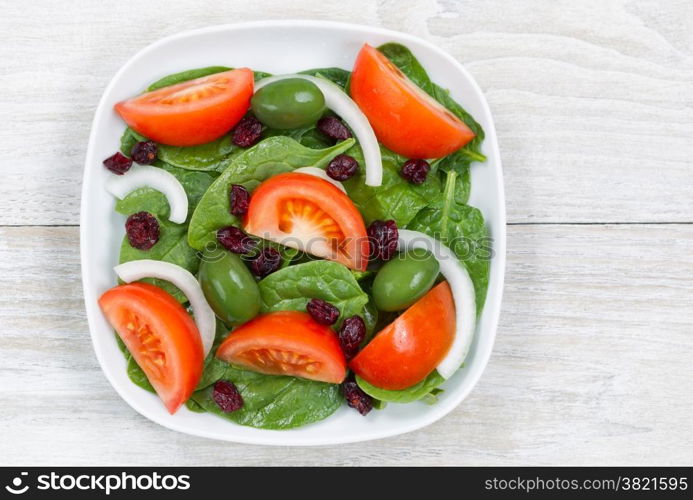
356 371 445 403
343 145 443 226
147 66 232 91
258 260 368 329
261 124 333 150
146 66 272 91
407 171 490 309
190 365 341 429
127 356 155 393
121 127 240 173
187 136 355 250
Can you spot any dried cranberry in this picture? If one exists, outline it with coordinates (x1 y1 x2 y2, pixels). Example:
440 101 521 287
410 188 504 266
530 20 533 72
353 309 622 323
317 116 352 142
342 380 373 416
367 219 398 261
125 211 160 250
212 380 244 413
401 159 430 184
217 226 256 254
306 298 340 325
338 316 366 359
326 154 359 181
229 184 250 216
232 115 263 147
103 152 132 175
250 247 281 278
130 140 158 165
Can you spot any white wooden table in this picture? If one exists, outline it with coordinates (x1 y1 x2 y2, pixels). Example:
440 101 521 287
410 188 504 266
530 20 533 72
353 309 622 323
1 0 692 465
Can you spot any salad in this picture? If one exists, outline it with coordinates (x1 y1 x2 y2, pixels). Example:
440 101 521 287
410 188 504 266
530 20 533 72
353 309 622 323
97 42 490 430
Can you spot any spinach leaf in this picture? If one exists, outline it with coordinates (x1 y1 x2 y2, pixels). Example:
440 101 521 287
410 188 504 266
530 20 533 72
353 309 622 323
190 365 341 429
147 66 231 91
377 43 486 168
121 127 240 173
127 357 155 393
187 136 355 250
299 67 351 89
258 260 368 329
147 66 271 91
356 371 445 403
114 334 156 393
154 135 240 172
408 171 490 309
342 145 443 226
262 124 333 150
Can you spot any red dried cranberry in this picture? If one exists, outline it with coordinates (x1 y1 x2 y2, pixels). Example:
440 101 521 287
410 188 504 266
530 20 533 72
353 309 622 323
217 226 256 254
367 219 398 261
250 247 282 278
232 115 263 147
306 298 340 325
337 315 366 359
342 380 373 416
212 380 244 413
125 211 160 250
229 184 250 216
317 116 352 142
326 154 359 181
130 140 158 165
103 152 132 175
401 159 430 184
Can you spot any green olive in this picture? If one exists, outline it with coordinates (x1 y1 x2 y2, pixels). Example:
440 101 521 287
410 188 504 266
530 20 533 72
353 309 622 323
198 250 261 326
372 249 440 312
251 78 325 129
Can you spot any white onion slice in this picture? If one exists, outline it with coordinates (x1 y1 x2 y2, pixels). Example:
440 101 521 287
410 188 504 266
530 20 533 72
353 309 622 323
255 74 382 187
294 167 347 193
114 260 215 357
397 229 476 379
105 165 188 224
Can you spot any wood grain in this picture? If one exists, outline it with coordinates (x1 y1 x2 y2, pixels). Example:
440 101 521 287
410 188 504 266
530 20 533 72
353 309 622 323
0 0 692 225
1 225 691 465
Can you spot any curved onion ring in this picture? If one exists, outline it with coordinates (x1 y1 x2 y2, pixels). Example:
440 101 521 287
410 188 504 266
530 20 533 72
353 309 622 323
106 165 188 224
397 229 476 379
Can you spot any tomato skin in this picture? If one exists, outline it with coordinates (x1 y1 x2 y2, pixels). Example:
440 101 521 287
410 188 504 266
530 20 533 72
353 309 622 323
349 282 455 390
216 311 347 384
244 172 369 271
98 282 203 414
349 44 475 159
115 68 254 147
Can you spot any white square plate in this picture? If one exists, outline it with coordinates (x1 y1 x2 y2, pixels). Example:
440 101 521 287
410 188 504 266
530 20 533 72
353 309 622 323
81 20 505 445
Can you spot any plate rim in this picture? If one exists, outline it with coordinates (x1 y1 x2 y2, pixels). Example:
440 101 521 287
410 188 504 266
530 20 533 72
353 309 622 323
80 19 506 446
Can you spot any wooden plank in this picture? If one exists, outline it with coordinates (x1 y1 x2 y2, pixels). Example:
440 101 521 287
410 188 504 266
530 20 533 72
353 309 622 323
0 0 692 225
1 224 691 465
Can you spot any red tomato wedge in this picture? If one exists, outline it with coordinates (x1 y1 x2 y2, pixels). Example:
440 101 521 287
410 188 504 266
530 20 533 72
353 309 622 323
244 172 369 271
115 68 253 146
349 44 475 159
216 311 347 384
98 282 204 414
350 282 455 390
